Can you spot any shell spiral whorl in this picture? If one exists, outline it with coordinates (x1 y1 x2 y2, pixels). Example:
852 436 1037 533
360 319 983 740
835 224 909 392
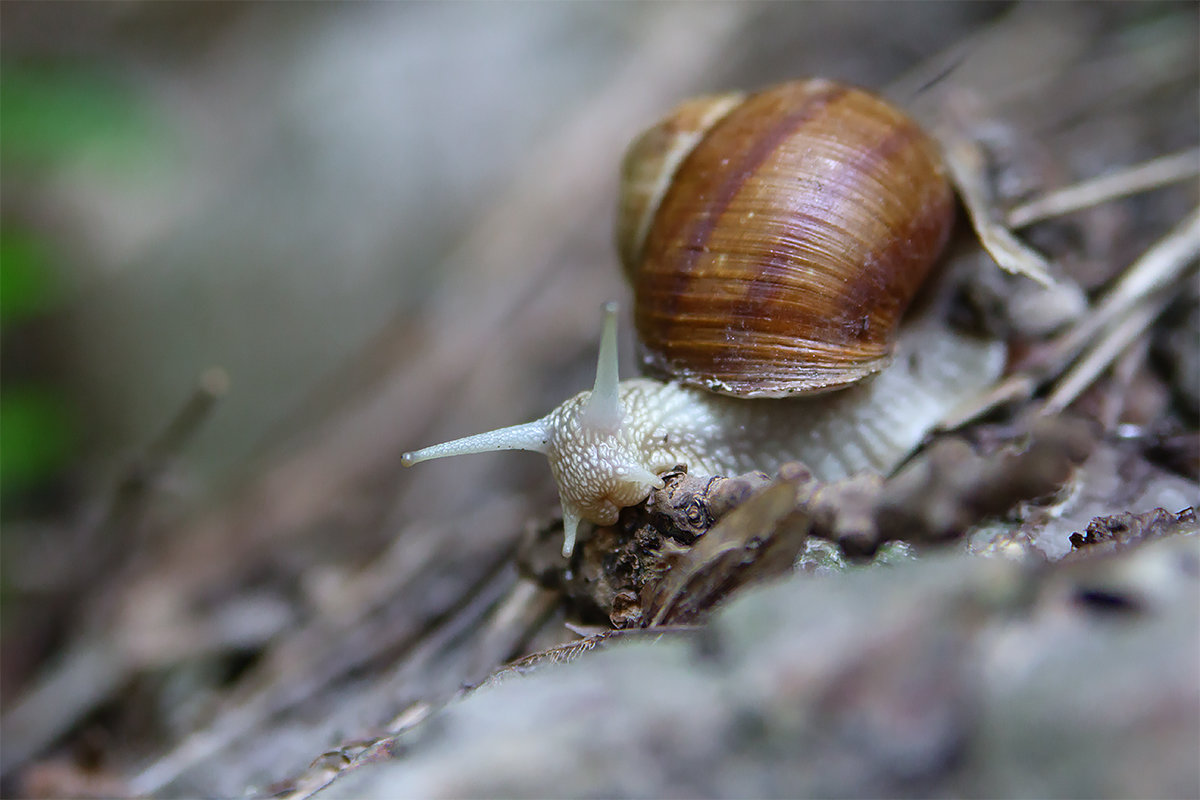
618 79 956 397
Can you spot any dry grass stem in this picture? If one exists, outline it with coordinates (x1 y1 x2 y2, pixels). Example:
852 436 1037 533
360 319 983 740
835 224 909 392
1007 147 1200 228
1052 208 1200 366
953 209 1200 426
1042 294 1172 415
937 112 1055 287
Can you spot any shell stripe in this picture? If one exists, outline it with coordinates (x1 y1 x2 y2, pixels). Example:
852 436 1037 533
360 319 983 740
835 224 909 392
633 80 953 395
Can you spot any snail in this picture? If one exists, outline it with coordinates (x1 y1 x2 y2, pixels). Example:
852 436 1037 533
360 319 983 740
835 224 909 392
402 79 1005 557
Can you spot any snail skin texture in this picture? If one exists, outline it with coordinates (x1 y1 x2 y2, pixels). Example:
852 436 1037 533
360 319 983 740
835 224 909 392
402 79 1005 557
402 304 1002 557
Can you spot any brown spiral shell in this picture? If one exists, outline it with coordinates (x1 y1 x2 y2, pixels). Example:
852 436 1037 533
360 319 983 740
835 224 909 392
616 79 955 397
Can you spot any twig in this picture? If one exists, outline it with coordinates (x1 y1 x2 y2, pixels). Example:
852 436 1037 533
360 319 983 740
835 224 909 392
144 368 230 467
1097 335 1153 431
948 209 1200 426
1041 290 1174 415
940 375 1037 432
0 369 229 780
1049 208 1200 368
92 367 230 539
0 640 128 777
127 521 519 795
1007 147 1200 228
936 103 1055 287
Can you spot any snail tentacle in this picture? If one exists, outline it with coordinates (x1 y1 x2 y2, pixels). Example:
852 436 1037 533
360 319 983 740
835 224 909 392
400 419 550 466
580 302 623 431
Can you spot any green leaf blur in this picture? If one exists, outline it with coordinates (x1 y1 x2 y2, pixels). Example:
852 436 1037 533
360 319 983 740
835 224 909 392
0 62 159 169
0 227 57 325
0 387 75 498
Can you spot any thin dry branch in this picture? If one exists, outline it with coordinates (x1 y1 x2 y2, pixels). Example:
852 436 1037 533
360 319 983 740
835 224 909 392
947 208 1200 428
0 368 230 778
1007 148 1200 228
937 108 1055 287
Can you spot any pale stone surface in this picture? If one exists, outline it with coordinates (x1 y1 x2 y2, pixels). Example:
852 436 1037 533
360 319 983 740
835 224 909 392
318 532 1200 799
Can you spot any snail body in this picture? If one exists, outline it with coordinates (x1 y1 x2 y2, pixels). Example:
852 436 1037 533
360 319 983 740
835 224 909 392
403 79 1004 556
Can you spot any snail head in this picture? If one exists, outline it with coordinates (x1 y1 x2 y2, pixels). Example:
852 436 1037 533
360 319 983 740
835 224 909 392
401 303 663 557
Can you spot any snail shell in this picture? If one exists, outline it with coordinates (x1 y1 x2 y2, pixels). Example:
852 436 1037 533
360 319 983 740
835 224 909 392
616 79 955 397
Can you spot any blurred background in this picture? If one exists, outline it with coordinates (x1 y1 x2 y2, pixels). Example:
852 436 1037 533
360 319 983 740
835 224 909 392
1 1 1019 496
1 2 1196 796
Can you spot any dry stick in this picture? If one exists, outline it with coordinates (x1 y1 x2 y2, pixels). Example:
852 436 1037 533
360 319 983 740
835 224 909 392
937 115 1055 287
1050 209 1200 367
1007 147 1200 229
98 367 230 537
1042 285 1181 415
946 209 1200 429
127 502 521 795
0 369 230 779
888 2 1097 118
941 375 1039 432
1099 336 1154 431
0 640 127 778
148 368 230 463
129 548 518 797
